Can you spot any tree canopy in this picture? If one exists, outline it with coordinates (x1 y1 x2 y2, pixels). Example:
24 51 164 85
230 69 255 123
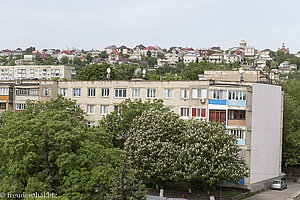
125 109 248 189
0 96 123 199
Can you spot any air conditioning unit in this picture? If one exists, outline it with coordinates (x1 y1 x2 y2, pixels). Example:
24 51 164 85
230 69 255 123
200 98 205 103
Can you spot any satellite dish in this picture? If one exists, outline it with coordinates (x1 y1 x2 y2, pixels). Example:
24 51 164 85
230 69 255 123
107 68 111 74
239 68 245 74
135 68 142 77
142 69 146 74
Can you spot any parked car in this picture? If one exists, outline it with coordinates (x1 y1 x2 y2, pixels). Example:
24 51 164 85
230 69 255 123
271 180 287 190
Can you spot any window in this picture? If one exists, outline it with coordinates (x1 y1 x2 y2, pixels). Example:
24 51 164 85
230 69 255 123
228 129 245 140
60 88 68 97
16 103 26 110
101 105 109 115
88 88 96 97
75 104 80 108
87 105 95 114
146 89 156 98
209 90 227 99
0 103 6 109
164 89 174 98
73 88 81 97
16 88 39 96
180 89 189 99
114 105 122 113
180 107 189 117
0 87 9 95
192 88 207 98
101 88 109 97
17 69 26 78
164 107 174 112
114 89 126 98
191 108 201 117
228 110 246 120
42 88 50 96
209 110 226 122
201 108 206 118
87 121 95 127
131 88 140 98
228 90 247 100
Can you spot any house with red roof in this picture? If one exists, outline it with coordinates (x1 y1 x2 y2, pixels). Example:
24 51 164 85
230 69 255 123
141 46 158 58
108 50 121 65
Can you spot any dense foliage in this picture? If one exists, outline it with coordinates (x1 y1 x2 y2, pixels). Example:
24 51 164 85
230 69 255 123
0 96 124 199
281 72 300 166
100 99 167 148
125 109 249 188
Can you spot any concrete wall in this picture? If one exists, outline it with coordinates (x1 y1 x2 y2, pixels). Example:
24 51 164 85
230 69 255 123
250 83 282 184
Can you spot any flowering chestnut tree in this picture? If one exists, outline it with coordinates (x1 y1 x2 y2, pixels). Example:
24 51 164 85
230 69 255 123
180 120 248 187
125 110 186 185
125 110 248 189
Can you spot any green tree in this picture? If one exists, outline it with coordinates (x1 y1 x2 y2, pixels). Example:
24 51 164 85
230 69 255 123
99 51 108 59
125 110 186 187
114 63 138 80
100 99 167 149
77 63 115 81
146 50 151 57
0 96 123 199
281 72 300 166
181 120 249 189
60 56 69 65
105 156 146 200
125 110 249 193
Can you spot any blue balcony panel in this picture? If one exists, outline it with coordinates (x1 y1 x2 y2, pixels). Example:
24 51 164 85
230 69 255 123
209 99 227 105
228 100 246 107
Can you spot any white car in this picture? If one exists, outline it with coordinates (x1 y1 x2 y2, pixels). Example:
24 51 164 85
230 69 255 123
271 180 287 190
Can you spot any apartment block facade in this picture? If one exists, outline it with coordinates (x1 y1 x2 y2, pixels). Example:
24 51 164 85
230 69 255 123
0 78 283 191
0 65 76 80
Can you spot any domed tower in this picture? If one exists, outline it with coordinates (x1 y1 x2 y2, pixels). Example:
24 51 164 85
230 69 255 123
240 40 247 48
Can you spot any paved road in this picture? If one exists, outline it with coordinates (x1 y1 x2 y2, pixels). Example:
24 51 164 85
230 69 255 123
244 182 300 200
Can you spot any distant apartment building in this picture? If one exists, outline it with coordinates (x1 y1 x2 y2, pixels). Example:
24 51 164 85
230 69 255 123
0 71 283 191
0 65 76 80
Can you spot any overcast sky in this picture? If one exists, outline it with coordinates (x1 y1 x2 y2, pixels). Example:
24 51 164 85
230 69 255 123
1 0 300 52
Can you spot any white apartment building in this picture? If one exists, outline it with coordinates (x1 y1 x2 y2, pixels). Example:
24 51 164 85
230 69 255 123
0 65 76 80
0 74 283 192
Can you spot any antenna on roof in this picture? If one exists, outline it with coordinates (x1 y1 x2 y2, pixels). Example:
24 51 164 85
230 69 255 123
239 67 244 82
107 68 111 80
142 69 147 79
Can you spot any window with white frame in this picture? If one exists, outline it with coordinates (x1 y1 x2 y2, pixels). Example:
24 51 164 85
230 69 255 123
0 87 9 95
228 129 245 140
16 88 39 96
60 88 68 97
42 88 50 96
209 89 227 99
180 107 189 117
228 90 247 100
191 108 206 118
17 69 26 78
88 88 96 97
180 89 190 99
73 88 81 97
75 104 80 109
101 88 109 97
114 89 126 98
164 89 174 98
146 89 156 98
87 105 95 114
16 103 26 110
131 88 140 98
101 105 110 115
164 106 174 112
87 121 95 127
114 105 122 113
192 88 207 98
